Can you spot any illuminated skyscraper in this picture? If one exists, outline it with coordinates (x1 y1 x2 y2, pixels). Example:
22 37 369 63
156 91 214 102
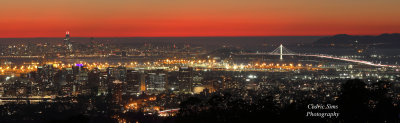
64 31 73 52
146 69 167 94
126 70 141 95
65 31 70 40
178 67 193 93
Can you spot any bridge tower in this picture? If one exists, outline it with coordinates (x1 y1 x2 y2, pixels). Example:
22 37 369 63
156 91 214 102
269 44 295 60
279 44 283 60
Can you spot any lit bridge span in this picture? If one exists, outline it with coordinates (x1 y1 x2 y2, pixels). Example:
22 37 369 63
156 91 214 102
237 44 399 68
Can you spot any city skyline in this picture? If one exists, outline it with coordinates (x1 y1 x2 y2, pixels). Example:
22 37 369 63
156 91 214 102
1 0 400 38
1 1 399 122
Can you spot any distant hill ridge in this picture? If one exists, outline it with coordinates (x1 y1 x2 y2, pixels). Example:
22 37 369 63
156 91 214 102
314 33 400 46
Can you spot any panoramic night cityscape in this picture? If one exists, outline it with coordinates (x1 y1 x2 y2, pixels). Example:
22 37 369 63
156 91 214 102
1 0 400 123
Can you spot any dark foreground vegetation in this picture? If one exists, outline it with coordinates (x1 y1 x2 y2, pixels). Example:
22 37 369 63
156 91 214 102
0 79 398 123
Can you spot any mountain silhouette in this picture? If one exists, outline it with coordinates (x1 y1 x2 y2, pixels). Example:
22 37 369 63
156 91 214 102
313 33 400 47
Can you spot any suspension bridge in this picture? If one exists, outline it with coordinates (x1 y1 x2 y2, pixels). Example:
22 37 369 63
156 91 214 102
237 44 398 68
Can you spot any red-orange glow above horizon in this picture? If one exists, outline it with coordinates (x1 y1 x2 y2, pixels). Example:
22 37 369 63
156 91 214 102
0 0 399 38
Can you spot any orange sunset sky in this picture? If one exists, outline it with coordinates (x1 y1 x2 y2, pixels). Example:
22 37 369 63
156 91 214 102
0 0 399 38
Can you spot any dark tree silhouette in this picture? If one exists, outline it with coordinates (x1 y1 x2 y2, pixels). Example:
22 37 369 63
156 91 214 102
337 79 370 122
370 81 397 122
